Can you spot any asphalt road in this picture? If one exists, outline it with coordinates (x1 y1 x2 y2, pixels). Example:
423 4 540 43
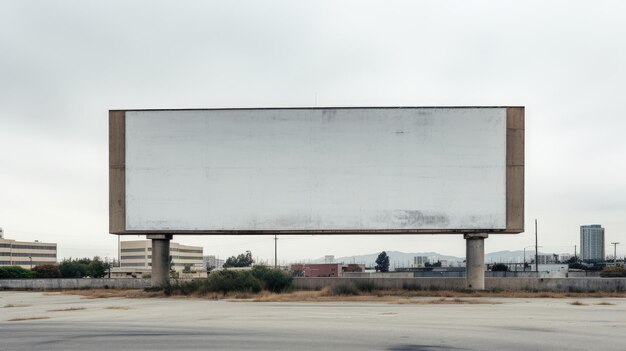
1 291 625 351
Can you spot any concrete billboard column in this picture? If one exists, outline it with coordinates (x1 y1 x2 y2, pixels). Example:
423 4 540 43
464 233 488 290
147 234 172 288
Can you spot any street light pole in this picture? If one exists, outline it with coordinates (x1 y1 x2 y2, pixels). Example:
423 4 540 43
535 219 539 273
274 235 278 269
29 256 32 270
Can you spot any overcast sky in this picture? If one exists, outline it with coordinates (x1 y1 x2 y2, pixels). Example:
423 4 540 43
1 1 625 263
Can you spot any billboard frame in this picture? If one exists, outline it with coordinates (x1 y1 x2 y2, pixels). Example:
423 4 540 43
109 106 524 235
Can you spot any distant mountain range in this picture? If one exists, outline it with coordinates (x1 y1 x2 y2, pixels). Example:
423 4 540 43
307 249 553 267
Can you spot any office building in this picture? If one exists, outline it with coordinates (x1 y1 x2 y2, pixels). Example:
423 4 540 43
120 240 203 271
414 256 428 267
0 229 57 269
580 224 605 261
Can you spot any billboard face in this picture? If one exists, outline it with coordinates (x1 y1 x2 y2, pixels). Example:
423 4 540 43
110 107 524 234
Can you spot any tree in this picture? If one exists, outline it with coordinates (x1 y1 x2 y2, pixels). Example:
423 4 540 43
59 257 108 278
86 257 108 278
60 259 87 278
375 251 390 272
169 256 179 279
491 263 509 272
426 261 442 268
223 250 254 268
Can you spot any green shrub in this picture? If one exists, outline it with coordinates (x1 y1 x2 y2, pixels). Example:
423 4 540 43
401 283 424 291
173 279 202 295
147 268 294 296
330 283 360 296
251 266 293 293
0 266 37 279
32 264 61 278
354 281 376 293
201 270 262 294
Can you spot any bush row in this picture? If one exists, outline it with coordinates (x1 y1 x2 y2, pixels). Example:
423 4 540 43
162 266 293 295
0 258 109 279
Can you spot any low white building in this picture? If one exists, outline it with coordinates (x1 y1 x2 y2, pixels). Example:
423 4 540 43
203 255 224 270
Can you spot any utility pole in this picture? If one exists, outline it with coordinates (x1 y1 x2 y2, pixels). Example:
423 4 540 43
535 219 539 273
118 235 121 268
611 242 620 265
274 235 278 269
574 245 577 259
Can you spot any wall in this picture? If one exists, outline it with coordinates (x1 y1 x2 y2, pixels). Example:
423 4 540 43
3 277 624 292
0 278 150 290
292 277 626 292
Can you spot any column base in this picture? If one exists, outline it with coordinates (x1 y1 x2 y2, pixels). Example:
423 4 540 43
148 235 172 288
465 233 488 290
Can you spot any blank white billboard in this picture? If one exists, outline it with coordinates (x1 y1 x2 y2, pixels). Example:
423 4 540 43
119 107 509 232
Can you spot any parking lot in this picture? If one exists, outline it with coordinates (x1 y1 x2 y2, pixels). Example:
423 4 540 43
1 291 625 350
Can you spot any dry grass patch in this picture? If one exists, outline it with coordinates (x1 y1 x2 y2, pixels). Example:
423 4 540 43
595 301 615 306
8 316 50 322
248 291 500 305
105 306 131 310
3 304 31 308
249 290 377 302
570 301 588 306
47 307 87 312
56 288 626 302
62 289 161 299
393 298 501 305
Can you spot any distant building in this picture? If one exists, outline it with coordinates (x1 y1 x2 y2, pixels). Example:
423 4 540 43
413 256 428 267
536 254 558 264
120 240 203 271
324 255 335 264
559 253 574 262
0 230 57 269
580 225 605 261
203 255 224 270
290 263 366 277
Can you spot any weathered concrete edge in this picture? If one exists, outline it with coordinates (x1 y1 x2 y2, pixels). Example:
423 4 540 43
292 277 626 292
0 278 150 290
2 277 626 292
